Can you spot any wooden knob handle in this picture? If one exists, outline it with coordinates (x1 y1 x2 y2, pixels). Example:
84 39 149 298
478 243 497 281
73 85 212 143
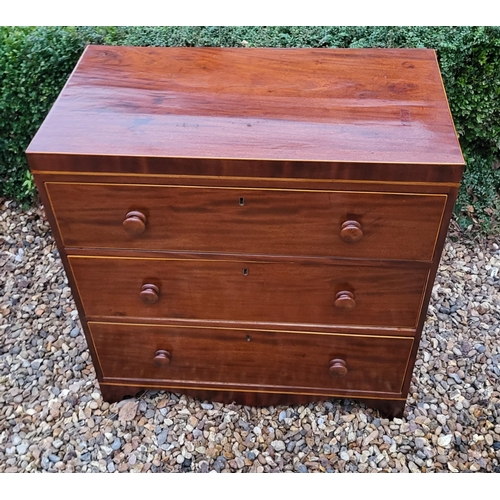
329 359 347 377
334 291 356 310
140 284 159 305
123 210 147 236
340 220 363 244
153 350 171 367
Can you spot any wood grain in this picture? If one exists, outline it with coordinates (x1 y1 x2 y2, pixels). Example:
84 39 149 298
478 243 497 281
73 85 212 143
89 322 413 395
47 182 446 262
69 256 429 328
27 46 464 166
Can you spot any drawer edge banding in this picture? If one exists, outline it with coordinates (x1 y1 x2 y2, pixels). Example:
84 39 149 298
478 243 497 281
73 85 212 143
34 171 462 187
87 320 416 340
85 316 417 337
45 180 451 196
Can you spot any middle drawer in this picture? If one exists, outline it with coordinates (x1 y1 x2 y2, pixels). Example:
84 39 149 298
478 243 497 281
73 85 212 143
69 256 428 328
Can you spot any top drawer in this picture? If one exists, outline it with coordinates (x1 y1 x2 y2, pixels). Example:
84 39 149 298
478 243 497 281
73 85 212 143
46 182 446 261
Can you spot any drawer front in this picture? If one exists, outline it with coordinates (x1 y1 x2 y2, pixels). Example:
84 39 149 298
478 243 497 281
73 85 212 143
47 182 446 261
89 322 413 395
70 256 428 328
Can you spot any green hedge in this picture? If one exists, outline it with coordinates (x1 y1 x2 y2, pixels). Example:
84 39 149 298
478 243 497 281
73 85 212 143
1 26 499 233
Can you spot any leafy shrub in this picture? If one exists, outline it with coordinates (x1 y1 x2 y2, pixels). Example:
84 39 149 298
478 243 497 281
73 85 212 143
1 26 499 233
0 27 86 200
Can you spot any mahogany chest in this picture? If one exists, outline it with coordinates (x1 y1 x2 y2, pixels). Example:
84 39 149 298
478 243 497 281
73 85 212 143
26 46 464 417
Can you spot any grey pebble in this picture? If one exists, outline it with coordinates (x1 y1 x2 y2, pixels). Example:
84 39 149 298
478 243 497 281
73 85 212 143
271 440 286 452
297 464 308 473
382 435 393 445
111 438 122 451
30 359 42 370
415 437 426 449
238 419 250 431
214 456 226 472
101 446 113 456
16 443 29 455
157 430 168 446
53 439 64 449
69 382 81 392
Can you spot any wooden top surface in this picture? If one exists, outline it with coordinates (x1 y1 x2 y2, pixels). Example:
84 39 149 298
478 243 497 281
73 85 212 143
27 45 464 166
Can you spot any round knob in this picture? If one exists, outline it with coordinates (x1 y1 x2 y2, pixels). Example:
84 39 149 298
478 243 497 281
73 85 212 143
334 291 356 310
153 350 171 367
123 210 147 236
329 359 348 377
340 220 363 244
140 284 159 305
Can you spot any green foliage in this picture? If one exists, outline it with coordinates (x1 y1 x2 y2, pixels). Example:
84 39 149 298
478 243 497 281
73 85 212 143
21 170 35 199
0 27 87 202
1 26 499 233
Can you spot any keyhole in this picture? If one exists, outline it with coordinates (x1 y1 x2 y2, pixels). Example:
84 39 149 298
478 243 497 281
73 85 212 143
242 268 249 276
246 335 251 342
239 197 245 206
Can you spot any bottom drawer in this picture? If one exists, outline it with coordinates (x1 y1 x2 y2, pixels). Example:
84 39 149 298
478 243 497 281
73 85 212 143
89 322 413 395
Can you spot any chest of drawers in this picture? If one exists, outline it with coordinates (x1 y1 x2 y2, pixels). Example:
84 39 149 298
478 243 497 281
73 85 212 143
26 46 464 418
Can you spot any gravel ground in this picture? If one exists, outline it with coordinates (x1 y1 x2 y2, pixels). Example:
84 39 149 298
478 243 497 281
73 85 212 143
1 199 499 473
